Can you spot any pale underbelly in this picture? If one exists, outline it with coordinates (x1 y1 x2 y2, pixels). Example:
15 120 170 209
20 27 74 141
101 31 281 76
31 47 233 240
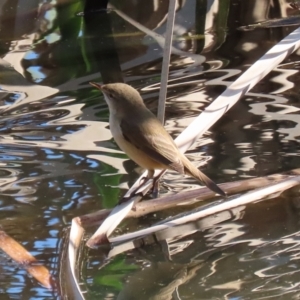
115 134 164 170
110 122 164 170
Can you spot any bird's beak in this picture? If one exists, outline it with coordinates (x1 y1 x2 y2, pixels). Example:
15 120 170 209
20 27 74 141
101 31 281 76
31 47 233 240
89 82 102 90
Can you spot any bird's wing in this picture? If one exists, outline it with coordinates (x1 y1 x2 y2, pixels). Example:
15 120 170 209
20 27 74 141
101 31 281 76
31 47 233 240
120 118 184 173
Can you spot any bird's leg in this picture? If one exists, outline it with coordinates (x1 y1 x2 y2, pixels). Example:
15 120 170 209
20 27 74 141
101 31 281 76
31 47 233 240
130 169 161 199
126 170 153 199
138 173 151 186
119 170 159 205
151 175 160 198
141 169 160 198
140 169 160 198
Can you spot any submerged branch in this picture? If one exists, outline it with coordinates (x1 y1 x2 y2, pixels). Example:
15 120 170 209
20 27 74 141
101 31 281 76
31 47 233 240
0 230 55 289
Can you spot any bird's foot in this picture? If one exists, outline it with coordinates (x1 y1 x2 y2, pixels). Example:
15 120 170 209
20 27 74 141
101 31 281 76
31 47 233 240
139 176 149 186
151 176 160 198
128 176 150 198
118 196 129 205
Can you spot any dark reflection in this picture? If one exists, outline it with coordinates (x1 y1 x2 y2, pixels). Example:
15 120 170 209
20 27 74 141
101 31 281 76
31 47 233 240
84 1 123 84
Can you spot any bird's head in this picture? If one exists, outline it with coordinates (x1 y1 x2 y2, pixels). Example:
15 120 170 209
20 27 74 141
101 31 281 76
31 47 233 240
90 82 144 115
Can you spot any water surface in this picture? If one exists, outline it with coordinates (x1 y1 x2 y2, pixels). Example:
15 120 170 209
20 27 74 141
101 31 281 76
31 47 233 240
1 0 300 298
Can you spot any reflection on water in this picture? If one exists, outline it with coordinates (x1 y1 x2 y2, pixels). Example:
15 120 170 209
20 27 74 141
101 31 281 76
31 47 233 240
86 196 300 299
1 0 300 298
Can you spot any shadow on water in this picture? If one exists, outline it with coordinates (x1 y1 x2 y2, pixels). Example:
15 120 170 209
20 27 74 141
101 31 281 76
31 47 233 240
1 0 300 298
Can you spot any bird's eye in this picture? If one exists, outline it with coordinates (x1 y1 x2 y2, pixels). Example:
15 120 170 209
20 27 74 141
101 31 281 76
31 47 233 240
109 93 114 98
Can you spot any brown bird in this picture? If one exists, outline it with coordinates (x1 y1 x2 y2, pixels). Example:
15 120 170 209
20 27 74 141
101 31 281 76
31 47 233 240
90 82 225 197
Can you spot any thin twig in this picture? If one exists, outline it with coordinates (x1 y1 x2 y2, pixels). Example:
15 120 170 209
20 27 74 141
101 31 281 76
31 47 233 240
0 230 55 289
157 0 177 123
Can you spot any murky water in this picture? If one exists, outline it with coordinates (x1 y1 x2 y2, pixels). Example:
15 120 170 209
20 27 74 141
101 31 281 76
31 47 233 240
1 0 300 298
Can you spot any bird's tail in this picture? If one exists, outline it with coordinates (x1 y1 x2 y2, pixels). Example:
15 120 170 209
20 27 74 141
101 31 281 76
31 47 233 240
182 155 226 197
